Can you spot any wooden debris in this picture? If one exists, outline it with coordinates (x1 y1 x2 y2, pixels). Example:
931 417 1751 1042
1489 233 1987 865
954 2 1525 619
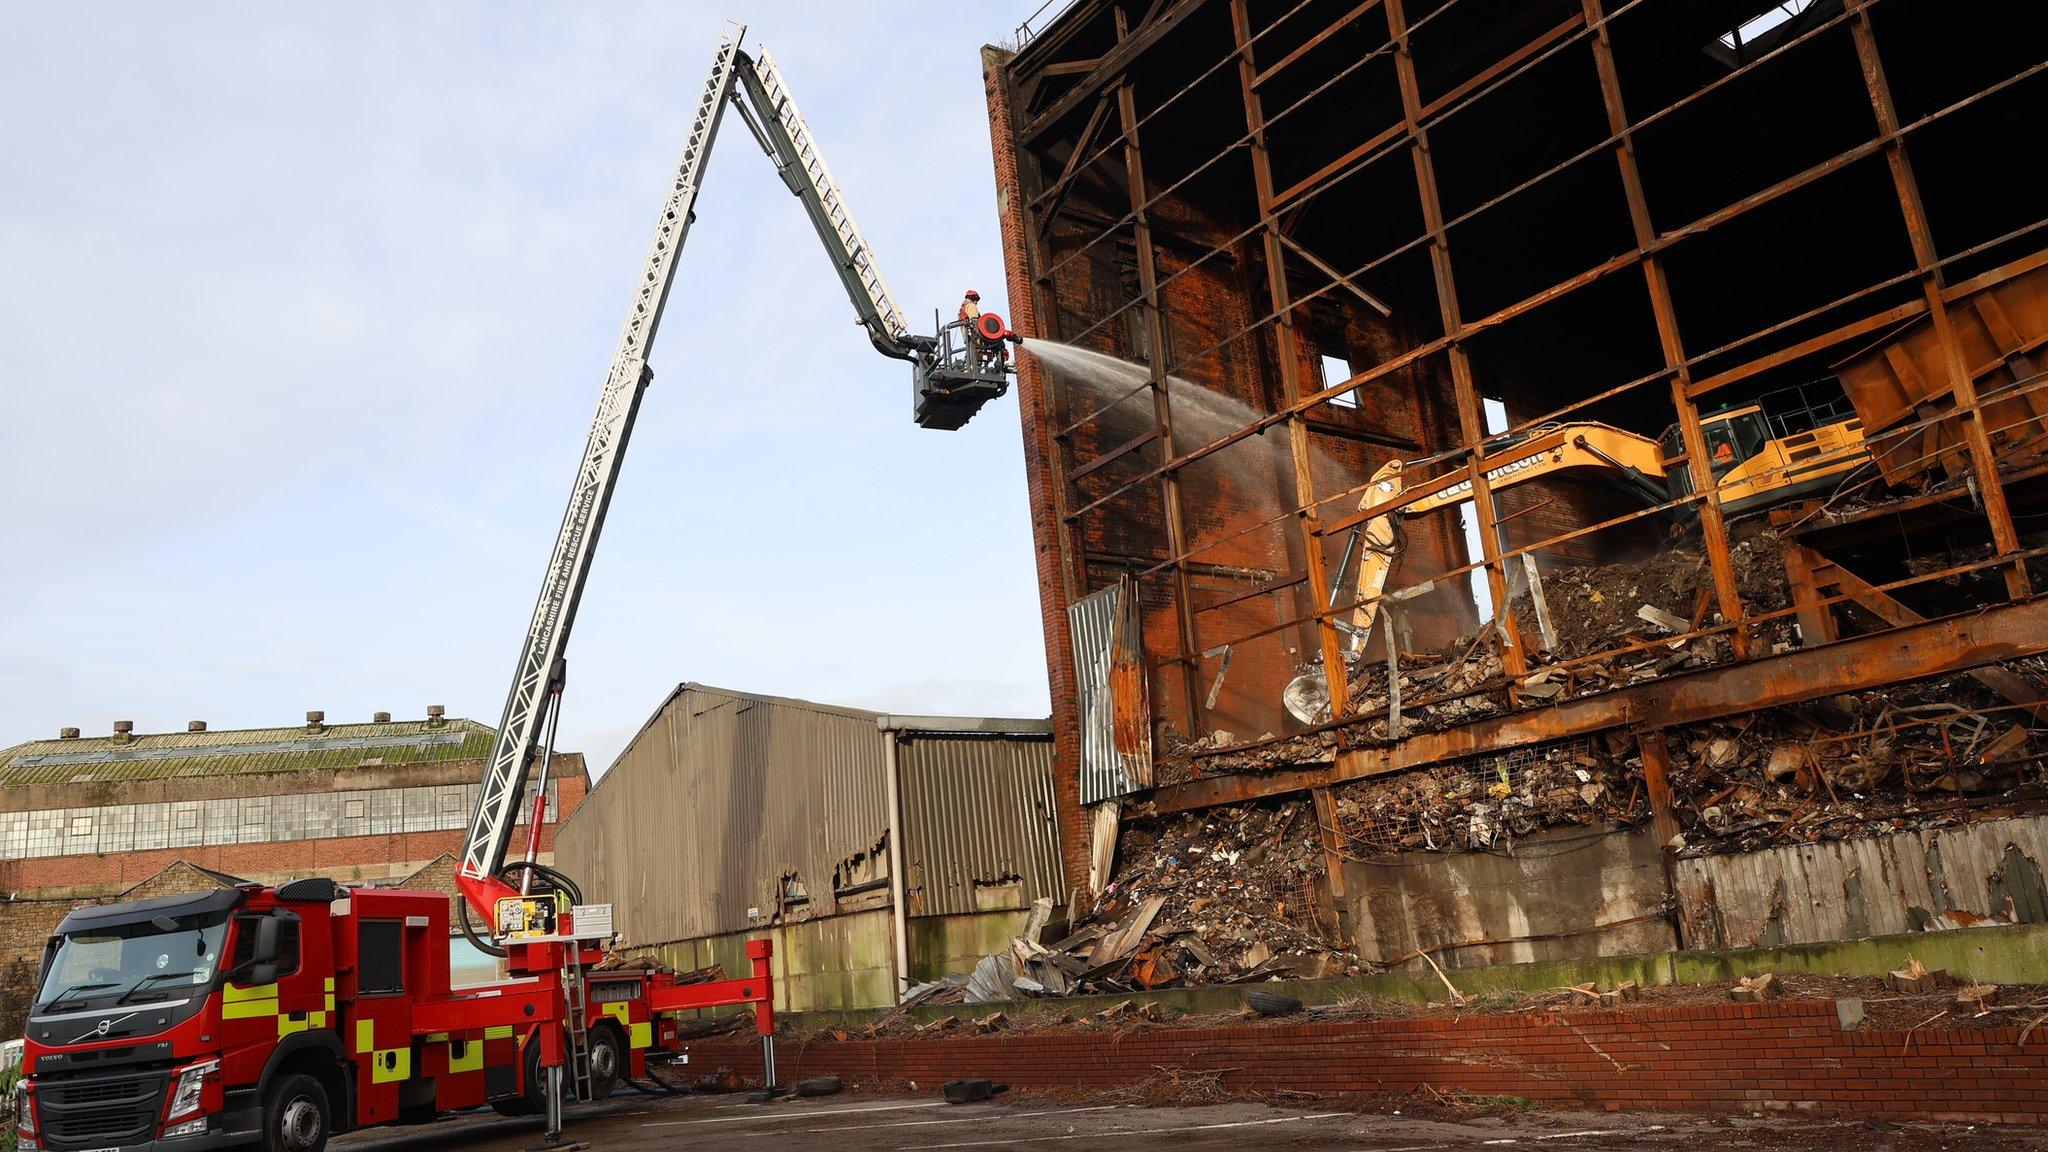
1956 984 1999 1014
916 1014 959 1034
972 1011 1008 1033
1888 957 1945 994
1730 973 1779 1001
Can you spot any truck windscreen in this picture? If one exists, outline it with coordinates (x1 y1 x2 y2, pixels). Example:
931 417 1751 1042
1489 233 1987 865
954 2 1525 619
38 910 230 1011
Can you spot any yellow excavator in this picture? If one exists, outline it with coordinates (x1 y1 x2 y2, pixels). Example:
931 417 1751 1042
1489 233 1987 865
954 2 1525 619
1281 386 1869 723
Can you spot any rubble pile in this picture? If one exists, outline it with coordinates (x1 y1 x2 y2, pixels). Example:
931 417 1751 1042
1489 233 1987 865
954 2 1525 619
907 800 1361 1006
1225 524 1801 758
1512 520 1795 664
1329 734 1644 857
1667 671 2045 854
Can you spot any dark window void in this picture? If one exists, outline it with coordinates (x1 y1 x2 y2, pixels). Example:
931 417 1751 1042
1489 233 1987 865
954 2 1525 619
357 921 403 994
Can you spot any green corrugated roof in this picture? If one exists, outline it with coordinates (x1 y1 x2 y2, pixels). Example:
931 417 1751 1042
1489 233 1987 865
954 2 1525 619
0 719 497 786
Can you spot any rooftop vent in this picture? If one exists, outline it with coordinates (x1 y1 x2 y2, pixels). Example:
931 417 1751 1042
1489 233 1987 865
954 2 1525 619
373 711 391 724
426 705 446 728
188 720 207 732
59 727 79 740
306 710 326 734
113 720 134 744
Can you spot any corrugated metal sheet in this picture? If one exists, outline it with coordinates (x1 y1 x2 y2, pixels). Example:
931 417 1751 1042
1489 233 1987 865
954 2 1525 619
557 684 1063 947
1069 579 1151 804
1673 815 2048 949
899 734 1063 917
0 720 494 786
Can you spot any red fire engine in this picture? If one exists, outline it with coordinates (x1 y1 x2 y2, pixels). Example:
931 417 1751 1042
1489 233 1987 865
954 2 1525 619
14 24 1012 1152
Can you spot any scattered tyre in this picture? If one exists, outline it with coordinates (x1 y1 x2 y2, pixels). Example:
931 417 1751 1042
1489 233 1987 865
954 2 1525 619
1246 990 1303 1017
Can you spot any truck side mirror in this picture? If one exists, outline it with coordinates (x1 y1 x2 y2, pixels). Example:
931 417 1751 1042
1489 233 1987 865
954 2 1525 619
240 961 282 986
250 915 282 965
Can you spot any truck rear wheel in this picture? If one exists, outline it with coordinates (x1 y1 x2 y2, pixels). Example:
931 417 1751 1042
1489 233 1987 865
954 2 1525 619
263 1073 330 1152
585 1024 623 1102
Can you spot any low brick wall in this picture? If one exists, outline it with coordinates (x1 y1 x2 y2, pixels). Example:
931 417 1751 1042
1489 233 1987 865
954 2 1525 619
687 1001 2048 1125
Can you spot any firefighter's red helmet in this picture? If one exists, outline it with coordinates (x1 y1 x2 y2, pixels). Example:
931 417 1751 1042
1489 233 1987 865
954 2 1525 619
964 289 981 300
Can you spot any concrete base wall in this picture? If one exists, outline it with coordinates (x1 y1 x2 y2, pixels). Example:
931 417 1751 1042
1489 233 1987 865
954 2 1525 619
635 907 1035 1014
1345 824 1675 969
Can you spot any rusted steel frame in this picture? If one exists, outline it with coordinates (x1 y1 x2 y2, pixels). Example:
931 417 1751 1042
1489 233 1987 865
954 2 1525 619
1022 0 1209 142
1387 0 1524 676
1183 412 1707 661
1196 570 1311 615
1391 537 2048 715
1061 250 1641 523
1582 0 1748 661
1066 423 1161 481
1691 298 1927 400
1277 230 1389 314
1152 534 2048 774
1042 0 1854 367
1032 92 1117 238
1309 785 1354 946
1846 0 2029 601
1316 423 1598 536
1111 6 1207 733
1055 50 2027 526
1799 549 2048 725
1253 0 1385 89
1636 731 1681 851
1687 220 2048 399
1031 0 1488 301
1233 0 1355 719
1773 507 1840 646
1268 10 1585 210
1036 57 1105 77
1635 730 1683 943
1145 593 2048 815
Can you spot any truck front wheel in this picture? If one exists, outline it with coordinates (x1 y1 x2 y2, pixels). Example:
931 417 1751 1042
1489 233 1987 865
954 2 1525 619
262 1073 330 1152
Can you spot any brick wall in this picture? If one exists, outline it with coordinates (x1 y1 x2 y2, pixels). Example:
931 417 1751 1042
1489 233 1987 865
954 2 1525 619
986 47 1092 898
689 1000 2048 1124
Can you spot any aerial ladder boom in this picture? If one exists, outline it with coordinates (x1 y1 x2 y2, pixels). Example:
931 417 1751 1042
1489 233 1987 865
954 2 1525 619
457 26 1017 945
456 31 743 924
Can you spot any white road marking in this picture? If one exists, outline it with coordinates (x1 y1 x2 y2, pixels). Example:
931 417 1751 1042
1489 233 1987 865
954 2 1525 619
749 1105 1123 1135
912 1111 1348 1149
644 1101 947 1126
1481 1129 1666 1145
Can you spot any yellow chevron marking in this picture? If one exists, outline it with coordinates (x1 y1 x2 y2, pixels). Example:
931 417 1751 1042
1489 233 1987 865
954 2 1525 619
370 1047 411 1084
448 1039 485 1074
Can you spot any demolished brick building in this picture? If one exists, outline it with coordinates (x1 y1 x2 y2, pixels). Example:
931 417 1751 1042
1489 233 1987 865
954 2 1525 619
982 0 2048 975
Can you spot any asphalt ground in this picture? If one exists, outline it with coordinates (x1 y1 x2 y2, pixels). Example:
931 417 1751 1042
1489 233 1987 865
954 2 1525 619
334 1090 2048 1151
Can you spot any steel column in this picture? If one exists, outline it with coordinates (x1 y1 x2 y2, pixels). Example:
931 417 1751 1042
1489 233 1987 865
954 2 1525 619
1582 0 1750 659
1113 4 1206 733
1845 0 2030 600
1384 0 1526 677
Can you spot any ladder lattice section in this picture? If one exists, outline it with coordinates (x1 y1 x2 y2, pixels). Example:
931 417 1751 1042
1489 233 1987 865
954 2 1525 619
751 49 910 341
460 27 746 885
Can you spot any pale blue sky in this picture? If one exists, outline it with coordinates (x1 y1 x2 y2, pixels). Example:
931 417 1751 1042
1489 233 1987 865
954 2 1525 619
1 3 1057 774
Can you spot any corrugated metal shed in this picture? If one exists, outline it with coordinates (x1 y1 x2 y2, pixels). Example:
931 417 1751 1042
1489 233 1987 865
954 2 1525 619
557 684 1062 947
0 719 495 786
1068 580 1151 805
898 730 1060 917
1674 814 2048 949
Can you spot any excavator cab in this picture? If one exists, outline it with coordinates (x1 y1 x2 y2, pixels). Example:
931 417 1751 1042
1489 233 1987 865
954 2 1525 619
913 310 1016 431
1658 405 1770 496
